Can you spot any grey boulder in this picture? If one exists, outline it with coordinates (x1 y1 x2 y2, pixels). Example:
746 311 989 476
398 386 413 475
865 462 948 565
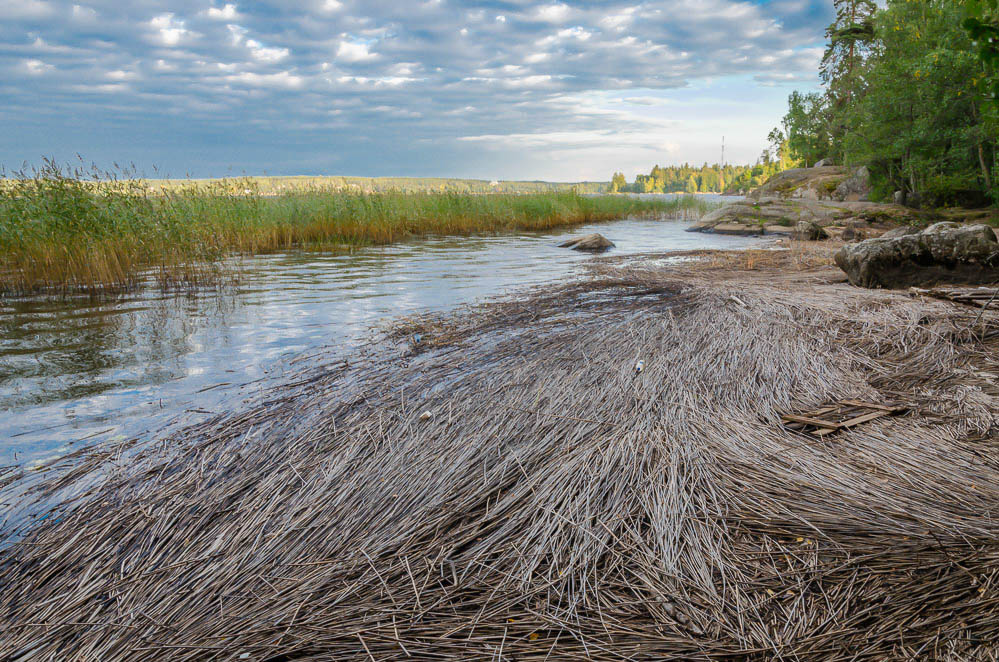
835 223 999 288
558 233 615 252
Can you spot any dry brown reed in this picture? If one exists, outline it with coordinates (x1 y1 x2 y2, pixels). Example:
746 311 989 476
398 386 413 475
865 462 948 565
1 263 998 660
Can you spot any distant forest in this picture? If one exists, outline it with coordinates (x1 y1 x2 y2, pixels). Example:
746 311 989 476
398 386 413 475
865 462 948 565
609 155 790 195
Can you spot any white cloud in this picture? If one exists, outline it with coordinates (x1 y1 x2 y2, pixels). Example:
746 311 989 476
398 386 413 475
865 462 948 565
207 4 239 20
336 37 377 62
600 9 636 31
246 39 290 63
227 71 304 88
149 14 189 46
22 59 54 75
534 4 571 23
106 69 139 81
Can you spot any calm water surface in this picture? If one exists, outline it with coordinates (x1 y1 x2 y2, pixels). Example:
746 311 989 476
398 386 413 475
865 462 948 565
1 215 758 467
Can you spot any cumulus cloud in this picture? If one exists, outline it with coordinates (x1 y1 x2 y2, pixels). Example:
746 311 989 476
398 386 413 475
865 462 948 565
149 13 189 46
246 39 289 63
0 0 832 178
336 37 377 62
206 4 238 20
534 4 571 23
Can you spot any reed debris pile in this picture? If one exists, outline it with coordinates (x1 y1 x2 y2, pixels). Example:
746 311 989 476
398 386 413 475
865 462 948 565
2 265 999 660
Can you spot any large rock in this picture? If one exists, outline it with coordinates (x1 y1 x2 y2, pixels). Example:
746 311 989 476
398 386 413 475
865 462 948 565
835 223 999 288
558 233 615 252
748 166 870 202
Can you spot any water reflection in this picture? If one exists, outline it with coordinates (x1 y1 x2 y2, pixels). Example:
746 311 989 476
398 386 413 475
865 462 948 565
1 216 759 466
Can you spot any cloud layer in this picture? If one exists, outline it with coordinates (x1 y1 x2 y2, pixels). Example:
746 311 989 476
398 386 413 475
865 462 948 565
0 0 831 179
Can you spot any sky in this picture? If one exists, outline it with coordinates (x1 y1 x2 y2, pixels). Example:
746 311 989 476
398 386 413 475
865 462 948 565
0 0 832 181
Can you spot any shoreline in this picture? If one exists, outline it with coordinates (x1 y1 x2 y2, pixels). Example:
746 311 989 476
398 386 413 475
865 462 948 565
2 243 997 659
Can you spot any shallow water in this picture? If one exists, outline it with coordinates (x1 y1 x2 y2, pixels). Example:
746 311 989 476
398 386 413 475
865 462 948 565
1 213 759 468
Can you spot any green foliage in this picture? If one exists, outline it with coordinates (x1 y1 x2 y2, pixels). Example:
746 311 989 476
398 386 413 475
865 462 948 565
772 0 997 207
964 0 999 98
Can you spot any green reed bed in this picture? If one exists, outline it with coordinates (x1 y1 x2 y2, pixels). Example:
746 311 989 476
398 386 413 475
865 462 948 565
0 162 713 295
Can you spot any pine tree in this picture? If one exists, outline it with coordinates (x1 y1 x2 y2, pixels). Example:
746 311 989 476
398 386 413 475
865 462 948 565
821 0 877 98
820 0 877 161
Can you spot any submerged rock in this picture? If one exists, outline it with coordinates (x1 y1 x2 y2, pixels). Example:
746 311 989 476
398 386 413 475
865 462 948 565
835 223 999 289
558 233 615 252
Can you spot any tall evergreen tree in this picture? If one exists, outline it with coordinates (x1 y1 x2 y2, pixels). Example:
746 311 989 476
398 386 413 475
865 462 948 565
820 0 878 160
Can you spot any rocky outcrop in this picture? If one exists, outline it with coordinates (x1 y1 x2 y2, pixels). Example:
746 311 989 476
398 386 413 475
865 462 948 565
558 233 615 252
835 223 999 288
748 166 870 202
687 198 917 238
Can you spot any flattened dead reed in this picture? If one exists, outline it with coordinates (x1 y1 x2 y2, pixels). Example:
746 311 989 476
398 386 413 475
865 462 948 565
1 264 998 660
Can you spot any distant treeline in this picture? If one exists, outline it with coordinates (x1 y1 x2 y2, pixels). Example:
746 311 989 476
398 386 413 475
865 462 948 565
609 159 786 195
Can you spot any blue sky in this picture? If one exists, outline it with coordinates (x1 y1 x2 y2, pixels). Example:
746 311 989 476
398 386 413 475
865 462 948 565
0 0 832 180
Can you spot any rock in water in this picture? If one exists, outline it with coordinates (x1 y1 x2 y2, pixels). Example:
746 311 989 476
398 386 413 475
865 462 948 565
558 233 615 252
835 223 999 289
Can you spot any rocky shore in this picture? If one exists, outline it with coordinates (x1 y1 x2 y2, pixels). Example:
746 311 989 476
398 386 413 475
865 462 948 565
690 165 996 241
687 165 999 289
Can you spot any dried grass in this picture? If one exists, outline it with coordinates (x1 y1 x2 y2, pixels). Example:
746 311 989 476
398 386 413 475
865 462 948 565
1 262 998 661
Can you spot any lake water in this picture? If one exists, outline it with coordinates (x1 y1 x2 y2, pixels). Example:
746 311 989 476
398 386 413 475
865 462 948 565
1 215 759 469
